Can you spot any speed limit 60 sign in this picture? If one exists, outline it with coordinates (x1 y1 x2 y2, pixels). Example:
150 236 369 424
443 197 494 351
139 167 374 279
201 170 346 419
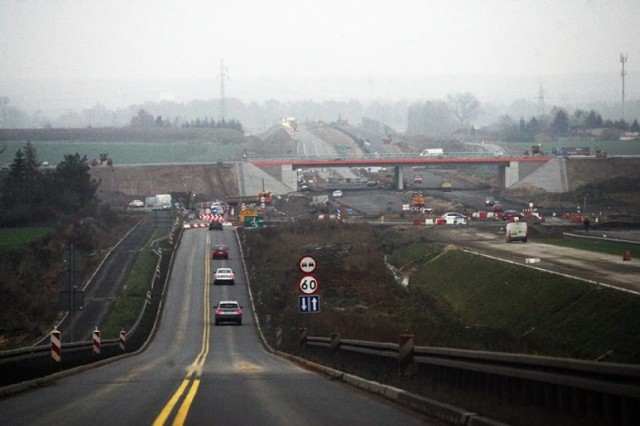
298 275 319 295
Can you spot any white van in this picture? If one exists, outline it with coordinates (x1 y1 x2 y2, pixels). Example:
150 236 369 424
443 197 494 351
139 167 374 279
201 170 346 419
419 148 444 158
505 222 528 243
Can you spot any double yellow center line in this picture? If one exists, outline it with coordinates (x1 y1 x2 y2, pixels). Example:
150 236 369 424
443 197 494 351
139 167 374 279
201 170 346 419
153 232 211 426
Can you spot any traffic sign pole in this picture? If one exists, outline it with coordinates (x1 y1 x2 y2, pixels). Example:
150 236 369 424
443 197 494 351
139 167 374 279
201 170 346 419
297 255 320 313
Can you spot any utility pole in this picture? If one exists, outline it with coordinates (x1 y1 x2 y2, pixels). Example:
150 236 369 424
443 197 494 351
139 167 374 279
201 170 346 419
620 53 628 121
218 59 229 123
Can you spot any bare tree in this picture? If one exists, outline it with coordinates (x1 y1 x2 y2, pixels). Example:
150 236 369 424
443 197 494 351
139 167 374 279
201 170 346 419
447 92 480 127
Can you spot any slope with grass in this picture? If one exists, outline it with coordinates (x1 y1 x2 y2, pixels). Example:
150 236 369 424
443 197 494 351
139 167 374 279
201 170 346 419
241 221 640 364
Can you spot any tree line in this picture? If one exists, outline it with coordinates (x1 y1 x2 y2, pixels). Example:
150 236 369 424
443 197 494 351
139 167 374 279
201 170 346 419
0 143 99 227
130 109 244 132
497 108 640 142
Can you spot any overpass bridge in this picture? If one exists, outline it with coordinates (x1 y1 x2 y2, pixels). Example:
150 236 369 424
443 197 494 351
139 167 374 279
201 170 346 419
250 153 553 190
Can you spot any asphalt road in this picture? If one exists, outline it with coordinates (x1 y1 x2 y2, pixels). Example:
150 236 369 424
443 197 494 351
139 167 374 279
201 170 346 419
0 226 442 425
58 216 154 343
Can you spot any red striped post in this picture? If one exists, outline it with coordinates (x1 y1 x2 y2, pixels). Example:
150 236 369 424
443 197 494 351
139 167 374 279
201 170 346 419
119 330 126 351
276 327 283 348
146 290 152 305
50 327 61 363
93 327 101 356
298 328 308 347
398 334 415 376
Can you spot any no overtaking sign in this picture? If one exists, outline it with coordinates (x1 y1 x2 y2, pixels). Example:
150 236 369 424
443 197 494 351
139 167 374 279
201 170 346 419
298 255 317 274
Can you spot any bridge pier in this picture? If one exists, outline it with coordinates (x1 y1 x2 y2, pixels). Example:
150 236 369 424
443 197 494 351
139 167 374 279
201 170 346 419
498 165 506 188
395 166 404 191
281 164 298 191
504 161 520 188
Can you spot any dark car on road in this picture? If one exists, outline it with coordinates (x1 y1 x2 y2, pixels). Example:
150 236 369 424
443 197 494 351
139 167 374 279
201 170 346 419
502 210 524 221
211 244 229 259
209 221 223 230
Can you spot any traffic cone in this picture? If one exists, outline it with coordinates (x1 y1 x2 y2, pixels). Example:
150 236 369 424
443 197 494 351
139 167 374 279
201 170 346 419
623 250 632 261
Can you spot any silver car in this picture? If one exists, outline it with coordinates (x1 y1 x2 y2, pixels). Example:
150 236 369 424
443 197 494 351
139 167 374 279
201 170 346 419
214 301 243 325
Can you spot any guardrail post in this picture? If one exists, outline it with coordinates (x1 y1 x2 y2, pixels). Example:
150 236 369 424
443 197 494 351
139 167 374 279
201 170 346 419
276 327 283 347
298 328 307 347
51 326 61 363
398 334 414 376
119 330 126 351
330 332 340 351
92 327 101 356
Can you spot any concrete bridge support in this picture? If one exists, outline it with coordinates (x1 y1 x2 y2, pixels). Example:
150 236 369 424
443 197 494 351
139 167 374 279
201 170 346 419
394 166 404 190
503 161 520 188
281 164 299 191
497 165 506 188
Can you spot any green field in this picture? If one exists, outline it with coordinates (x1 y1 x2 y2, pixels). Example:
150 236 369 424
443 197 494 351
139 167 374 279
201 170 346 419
0 140 244 166
0 227 55 250
538 237 640 258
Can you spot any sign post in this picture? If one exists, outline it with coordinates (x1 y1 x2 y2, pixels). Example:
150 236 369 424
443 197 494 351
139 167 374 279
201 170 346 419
297 255 320 313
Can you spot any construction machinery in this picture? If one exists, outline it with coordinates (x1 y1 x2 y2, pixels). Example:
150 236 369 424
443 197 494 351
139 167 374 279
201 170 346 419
226 191 273 206
90 153 113 166
411 192 426 209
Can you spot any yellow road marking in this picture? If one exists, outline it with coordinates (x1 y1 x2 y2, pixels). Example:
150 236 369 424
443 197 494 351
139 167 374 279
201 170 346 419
153 232 211 426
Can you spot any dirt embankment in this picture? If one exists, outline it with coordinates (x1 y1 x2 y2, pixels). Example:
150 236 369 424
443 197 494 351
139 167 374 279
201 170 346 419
308 126 360 153
564 157 640 189
90 164 238 205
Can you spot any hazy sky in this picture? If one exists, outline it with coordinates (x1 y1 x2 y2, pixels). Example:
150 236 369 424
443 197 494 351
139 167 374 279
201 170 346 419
1 0 639 106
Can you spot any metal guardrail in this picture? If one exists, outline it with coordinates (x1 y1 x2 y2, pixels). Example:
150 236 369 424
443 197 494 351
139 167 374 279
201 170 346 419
305 334 640 424
0 222 180 391
307 335 640 396
247 152 518 162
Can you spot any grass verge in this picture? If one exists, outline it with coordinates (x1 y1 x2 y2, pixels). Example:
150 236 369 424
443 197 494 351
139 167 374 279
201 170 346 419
537 236 640 258
242 222 640 363
100 245 160 339
0 227 55 250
